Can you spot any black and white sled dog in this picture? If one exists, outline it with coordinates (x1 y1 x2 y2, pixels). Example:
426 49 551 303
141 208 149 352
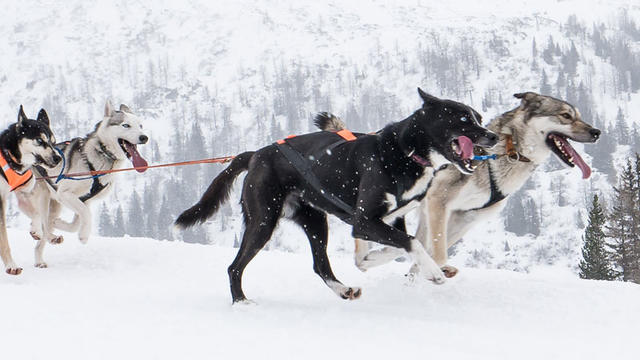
332 92 601 276
0 106 61 275
21 101 149 268
175 89 498 303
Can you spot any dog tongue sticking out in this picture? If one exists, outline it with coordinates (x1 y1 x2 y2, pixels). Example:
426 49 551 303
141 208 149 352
457 136 474 160
555 135 591 179
123 142 148 173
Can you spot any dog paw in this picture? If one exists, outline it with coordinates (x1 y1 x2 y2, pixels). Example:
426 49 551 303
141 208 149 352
35 262 48 268
49 235 64 245
339 287 362 300
29 231 42 241
441 265 459 278
233 298 257 306
5 266 23 275
78 235 89 244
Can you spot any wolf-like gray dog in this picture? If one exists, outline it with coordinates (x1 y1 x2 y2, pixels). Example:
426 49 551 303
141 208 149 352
323 92 601 277
19 101 149 268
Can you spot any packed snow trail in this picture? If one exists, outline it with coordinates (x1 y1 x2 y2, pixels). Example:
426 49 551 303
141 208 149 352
1 229 638 360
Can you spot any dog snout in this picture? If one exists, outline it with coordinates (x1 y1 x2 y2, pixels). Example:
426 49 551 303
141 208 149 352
589 128 601 140
139 135 149 144
477 131 499 148
52 154 62 165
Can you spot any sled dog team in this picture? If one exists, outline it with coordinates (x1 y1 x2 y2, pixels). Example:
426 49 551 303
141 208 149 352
1 89 600 304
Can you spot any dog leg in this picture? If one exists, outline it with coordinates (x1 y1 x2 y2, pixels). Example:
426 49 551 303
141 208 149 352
228 173 284 304
56 193 92 243
354 217 408 271
0 195 21 275
356 246 406 272
34 239 48 268
15 192 44 241
294 204 361 300
53 214 80 233
353 238 370 271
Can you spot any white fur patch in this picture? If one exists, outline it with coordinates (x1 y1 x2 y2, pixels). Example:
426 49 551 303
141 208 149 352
382 199 419 223
401 168 434 200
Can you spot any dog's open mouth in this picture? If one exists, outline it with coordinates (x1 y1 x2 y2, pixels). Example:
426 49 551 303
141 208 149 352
451 135 476 173
118 139 148 173
546 133 591 179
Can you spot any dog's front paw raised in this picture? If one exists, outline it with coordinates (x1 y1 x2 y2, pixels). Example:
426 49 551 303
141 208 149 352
49 235 64 245
78 233 90 244
339 287 362 300
441 265 459 278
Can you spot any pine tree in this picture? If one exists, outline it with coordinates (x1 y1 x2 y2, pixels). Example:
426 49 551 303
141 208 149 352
98 203 114 236
614 107 630 145
542 36 555 65
112 205 125 237
126 191 144 237
606 160 638 281
540 69 552 95
579 195 615 280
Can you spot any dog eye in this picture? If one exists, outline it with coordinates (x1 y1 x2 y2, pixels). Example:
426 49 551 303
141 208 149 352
561 113 572 119
122 123 131 128
460 116 468 122
36 138 44 145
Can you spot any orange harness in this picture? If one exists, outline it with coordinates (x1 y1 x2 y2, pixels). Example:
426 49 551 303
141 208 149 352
277 129 357 144
0 151 33 191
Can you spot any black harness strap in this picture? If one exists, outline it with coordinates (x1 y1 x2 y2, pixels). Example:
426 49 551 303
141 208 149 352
79 159 107 202
474 163 506 210
276 142 355 220
77 139 109 203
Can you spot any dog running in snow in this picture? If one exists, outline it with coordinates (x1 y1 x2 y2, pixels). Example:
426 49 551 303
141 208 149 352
18 101 149 268
329 92 601 276
175 89 498 303
0 106 61 275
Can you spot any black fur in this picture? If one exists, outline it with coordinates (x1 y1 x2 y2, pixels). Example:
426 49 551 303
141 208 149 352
176 89 498 303
175 151 255 227
0 106 59 173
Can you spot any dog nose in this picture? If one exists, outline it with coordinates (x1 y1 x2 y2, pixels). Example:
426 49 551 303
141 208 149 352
52 154 62 164
487 132 499 144
139 135 148 144
589 128 601 139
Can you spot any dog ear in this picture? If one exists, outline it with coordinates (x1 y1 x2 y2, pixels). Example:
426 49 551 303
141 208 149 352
119 104 131 113
417 87 439 106
37 109 50 126
513 92 538 106
17 105 27 128
105 100 114 117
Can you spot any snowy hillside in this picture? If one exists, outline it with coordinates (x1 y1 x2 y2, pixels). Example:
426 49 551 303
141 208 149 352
1 230 639 360
2 0 640 325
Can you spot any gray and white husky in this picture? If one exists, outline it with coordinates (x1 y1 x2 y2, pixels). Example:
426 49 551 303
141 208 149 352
323 92 601 279
0 106 61 275
20 100 149 268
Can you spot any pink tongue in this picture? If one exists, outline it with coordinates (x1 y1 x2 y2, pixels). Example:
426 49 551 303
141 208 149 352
458 136 474 160
558 137 591 179
124 142 148 173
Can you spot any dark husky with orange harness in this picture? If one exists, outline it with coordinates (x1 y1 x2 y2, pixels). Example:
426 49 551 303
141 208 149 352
175 89 498 303
0 106 61 275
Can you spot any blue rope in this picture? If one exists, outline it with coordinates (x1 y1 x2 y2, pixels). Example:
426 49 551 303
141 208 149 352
54 147 107 183
473 154 498 161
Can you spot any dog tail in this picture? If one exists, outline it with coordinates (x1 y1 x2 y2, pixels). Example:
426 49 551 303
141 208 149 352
314 112 346 131
174 151 254 229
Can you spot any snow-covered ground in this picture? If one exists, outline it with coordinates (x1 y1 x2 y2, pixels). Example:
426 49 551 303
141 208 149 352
1 230 638 360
